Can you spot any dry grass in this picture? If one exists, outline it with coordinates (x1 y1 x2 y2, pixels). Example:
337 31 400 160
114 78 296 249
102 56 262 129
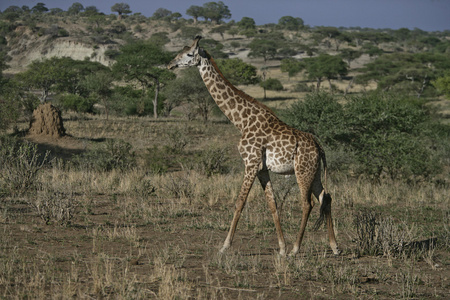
0 115 449 299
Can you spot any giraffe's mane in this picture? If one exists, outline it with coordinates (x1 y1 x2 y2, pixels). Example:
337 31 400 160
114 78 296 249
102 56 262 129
205 51 278 118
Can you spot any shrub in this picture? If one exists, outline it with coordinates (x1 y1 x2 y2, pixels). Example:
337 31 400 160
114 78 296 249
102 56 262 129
292 83 313 93
71 139 135 172
0 136 49 196
260 78 283 91
345 92 438 181
281 91 348 147
353 210 429 258
164 126 190 154
193 147 229 177
283 92 443 181
58 93 96 113
31 187 78 226
144 146 173 174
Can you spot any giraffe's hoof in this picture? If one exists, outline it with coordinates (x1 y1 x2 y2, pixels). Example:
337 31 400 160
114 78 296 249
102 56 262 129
219 246 229 254
332 248 341 256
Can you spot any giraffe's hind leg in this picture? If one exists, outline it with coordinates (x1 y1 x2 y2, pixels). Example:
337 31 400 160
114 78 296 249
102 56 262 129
289 148 317 257
321 192 340 255
290 185 313 256
257 169 286 256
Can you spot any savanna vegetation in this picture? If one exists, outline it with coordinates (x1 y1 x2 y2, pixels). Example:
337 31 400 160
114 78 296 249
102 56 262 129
0 2 449 299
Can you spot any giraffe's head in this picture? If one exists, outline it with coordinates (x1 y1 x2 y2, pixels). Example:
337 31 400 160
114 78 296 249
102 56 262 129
167 36 207 70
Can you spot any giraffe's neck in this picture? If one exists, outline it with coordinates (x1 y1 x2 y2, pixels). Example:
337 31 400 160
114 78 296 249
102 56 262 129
197 56 277 132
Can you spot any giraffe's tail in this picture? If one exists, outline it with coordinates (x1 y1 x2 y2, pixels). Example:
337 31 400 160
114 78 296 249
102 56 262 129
313 137 331 231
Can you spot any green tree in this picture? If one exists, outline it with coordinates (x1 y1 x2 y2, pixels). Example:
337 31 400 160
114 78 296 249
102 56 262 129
282 92 347 147
179 26 203 40
303 54 348 90
186 5 203 23
283 92 439 181
0 55 21 130
209 24 229 40
362 43 383 58
280 58 304 80
316 26 341 49
358 52 450 98
433 73 450 98
81 71 113 119
339 48 361 68
237 17 256 30
152 8 172 20
83 6 99 16
164 68 214 121
248 39 278 63
345 93 435 181
278 16 304 31
31 2 48 14
215 58 259 85
260 78 283 99
111 3 131 20
149 32 170 47
15 58 61 103
112 41 174 118
15 57 108 103
202 1 231 24
199 38 228 59
68 2 84 15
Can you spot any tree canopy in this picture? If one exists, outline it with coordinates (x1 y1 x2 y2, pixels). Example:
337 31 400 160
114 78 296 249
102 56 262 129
303 54 348 90
111 3 131 19
185 1 231 23
215 58 259 85
112 41 174 118
15 57 107 103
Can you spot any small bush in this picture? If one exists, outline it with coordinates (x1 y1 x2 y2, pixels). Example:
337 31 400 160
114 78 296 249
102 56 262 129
71 139 135 172
164 126 190 154
144 146 173 174
353 211 427 258
292 83 313 93
0 136 49 196
193 147 229 177
58 93 96 113
31 187 78 226
260 78 283 91
282 91 348 147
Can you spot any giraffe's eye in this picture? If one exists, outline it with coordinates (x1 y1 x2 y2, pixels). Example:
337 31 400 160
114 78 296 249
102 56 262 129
187 53 193 57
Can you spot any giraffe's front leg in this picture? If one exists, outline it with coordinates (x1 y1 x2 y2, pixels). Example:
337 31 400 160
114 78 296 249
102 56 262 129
220 164 259 253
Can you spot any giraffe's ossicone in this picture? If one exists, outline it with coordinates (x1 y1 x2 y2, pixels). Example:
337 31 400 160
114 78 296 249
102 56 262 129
168 36 339 256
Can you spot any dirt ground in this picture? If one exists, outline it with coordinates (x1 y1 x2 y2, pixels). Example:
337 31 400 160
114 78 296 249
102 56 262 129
1 118 449 299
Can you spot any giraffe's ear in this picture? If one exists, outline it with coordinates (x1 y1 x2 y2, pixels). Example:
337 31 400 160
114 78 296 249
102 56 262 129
198 48 207 58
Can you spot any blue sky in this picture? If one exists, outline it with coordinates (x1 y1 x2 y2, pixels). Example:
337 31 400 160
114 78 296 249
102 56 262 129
1 0 449 31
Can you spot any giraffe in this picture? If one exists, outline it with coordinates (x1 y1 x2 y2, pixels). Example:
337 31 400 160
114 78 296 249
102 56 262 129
168 36 339 256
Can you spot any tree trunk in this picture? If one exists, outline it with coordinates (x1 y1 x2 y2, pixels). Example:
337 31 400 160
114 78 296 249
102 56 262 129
40 89 49 103
102 97 109 120
316 78 322 91
153 78 159 119
344 78 354 97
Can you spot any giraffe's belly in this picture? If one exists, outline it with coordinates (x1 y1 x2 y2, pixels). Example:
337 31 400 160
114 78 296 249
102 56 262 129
265 154 295 175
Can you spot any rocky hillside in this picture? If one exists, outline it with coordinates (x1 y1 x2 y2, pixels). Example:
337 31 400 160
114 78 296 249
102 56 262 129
4 18 238 74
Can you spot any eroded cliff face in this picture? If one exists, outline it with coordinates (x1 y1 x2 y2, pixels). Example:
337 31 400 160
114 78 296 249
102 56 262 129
6 26 117 73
